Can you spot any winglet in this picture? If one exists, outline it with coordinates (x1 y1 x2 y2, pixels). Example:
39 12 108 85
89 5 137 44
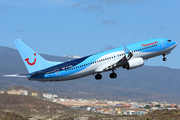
120 42 133 60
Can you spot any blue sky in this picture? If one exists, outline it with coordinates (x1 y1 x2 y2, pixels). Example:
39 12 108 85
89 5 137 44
0 0 180 69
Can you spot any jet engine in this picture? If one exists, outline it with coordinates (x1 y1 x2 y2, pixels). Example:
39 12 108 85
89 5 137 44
123 57 144 70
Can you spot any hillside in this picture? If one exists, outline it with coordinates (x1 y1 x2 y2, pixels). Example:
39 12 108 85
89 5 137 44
0 94 85 116
0 110 28 120
1 46 180 103
139 109 180 120
55 115 138 120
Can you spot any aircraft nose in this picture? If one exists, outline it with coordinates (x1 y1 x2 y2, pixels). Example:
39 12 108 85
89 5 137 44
172 41 178 48
173 41 178 46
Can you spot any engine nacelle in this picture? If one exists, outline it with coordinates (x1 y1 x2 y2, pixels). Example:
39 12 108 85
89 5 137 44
123 57 144 70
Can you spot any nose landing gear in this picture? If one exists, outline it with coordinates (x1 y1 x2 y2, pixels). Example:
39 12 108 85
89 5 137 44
162 54 167 61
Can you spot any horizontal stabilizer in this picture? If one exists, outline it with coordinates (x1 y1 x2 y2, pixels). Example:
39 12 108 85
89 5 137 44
4 74 28 77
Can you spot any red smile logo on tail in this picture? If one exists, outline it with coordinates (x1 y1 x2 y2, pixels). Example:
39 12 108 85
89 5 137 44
25 53 36 66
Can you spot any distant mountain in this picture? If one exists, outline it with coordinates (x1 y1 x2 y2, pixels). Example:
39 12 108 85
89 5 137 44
1 46 180 103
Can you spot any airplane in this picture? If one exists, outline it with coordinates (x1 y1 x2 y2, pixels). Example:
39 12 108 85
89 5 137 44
4 38 177 82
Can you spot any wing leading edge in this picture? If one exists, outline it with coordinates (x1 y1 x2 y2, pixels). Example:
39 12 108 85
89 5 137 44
95 43 133 73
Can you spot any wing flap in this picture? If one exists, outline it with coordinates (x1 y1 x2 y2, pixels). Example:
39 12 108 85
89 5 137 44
95 60 119 72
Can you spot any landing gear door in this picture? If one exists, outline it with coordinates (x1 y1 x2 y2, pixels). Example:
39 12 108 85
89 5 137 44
160 39 166 48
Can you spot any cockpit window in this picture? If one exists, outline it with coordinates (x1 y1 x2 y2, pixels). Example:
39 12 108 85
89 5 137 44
168 40 171 42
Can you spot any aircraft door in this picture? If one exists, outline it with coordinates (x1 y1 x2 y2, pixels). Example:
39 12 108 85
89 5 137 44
160 39 166 48
112 53 119 68
55 69 60 77
113 54 118 61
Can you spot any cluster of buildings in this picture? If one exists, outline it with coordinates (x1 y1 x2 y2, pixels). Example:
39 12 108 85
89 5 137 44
91 107 147 115
0 89 38 96
48 97 180 115
147 102 180 110
52 98 148 115
43 93 58 100
1 89 180 116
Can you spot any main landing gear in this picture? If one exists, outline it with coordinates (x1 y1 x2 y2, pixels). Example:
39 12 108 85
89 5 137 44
95 70 117 80
162 54 167 61
110 69 117 79
95 73 102 80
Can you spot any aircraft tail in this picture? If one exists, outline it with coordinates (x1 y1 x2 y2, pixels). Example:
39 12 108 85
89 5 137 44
14 39 62 74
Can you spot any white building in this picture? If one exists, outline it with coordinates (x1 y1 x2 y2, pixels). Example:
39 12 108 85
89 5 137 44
128 111 135 115
52 94 58 98
43 93 52 99
20 90 28 96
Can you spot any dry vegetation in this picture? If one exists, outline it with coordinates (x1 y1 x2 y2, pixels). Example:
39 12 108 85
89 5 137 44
55 115 138 120
0 94 87 116
138 109 180 120
0 110 28 120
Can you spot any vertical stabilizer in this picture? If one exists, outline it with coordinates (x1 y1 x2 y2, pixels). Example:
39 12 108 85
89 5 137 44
14 39 62 73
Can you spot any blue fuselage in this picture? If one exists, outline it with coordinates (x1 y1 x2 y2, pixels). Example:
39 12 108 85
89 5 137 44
28 38 177 81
